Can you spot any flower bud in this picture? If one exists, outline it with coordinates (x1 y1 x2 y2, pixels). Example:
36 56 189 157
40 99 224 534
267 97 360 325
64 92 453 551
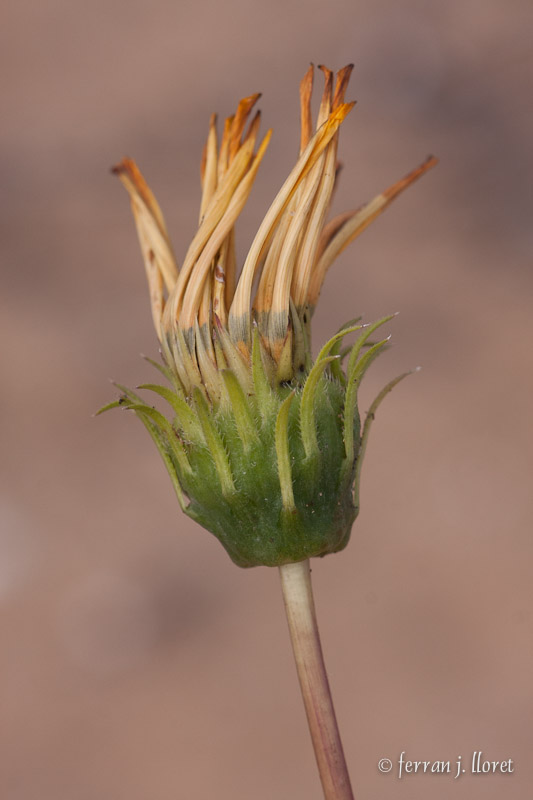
100 65 436 567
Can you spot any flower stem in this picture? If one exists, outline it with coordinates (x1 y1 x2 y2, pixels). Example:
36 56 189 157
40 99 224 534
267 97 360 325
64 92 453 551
279 559 354 800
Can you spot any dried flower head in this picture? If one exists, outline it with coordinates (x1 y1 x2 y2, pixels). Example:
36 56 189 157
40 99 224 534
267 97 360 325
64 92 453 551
101 64 436 567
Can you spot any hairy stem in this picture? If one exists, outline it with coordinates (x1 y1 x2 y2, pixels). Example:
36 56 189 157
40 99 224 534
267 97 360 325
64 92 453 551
279 559 354 800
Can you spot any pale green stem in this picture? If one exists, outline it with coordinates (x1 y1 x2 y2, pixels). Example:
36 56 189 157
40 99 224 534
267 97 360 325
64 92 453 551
279 559 354 800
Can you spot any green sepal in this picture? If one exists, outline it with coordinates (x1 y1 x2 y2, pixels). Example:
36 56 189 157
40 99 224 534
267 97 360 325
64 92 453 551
275 390 296 511
343 336 391 465
346 314 395 376
195 320 222 404
315 321 364 364
141 354 184 394
137 383 203 442
350 337 391 384
300 355 339 460
275 327 294 384
95 399 127 415
352 370 415 512
112 382 148 405
100 385 192 514
214 316 253 395
162 329 192 396
125 403 193 478
193 387 235 496
132 407 190 514
221 369 259 451
251 326 276 419
327 319 362 383
290 297 307 376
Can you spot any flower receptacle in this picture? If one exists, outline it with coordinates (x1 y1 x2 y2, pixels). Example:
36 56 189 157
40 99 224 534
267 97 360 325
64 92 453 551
99 318 407 567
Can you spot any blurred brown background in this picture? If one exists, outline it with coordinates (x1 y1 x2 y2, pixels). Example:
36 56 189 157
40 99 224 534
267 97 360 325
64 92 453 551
1 0 532 798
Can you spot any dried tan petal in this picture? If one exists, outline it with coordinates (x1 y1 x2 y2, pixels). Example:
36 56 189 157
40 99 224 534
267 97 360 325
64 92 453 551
224 227 237 310
199 113 218 223
198 275 213 343
113 157 168 235
316 65 333 127
308 155 439 308
254 210 292 320
141 243 165 341
212 226 237 327
267 151 327 350
229 101 355 350
243 109 262 146
299 64 314 154
291 137 338 309
229 93 262 162
195 319 221 402
211 245 228 326
289 65 354 305
113 158 179 295
178 130 272 331
218 116 234 182
332 64 354 111
162 133 258 330
315 208 356 261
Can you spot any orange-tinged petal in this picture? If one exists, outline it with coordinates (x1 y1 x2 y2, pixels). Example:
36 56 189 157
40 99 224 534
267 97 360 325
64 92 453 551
162 133 257 330
178 129 272 332
299 64 314 154
316 65 333 127
308 155 439 308
229 101 355 350
113 158 179 294
332 64 354 111
229 93 262 162
291 135 338 309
